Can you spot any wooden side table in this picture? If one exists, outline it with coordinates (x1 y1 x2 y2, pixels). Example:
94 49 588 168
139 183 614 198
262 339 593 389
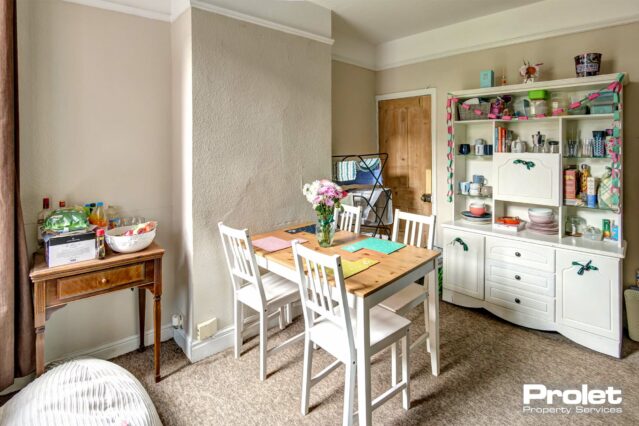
29 242 165 382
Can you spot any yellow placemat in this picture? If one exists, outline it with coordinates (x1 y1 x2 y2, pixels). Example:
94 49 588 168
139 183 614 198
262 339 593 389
342 258 379 279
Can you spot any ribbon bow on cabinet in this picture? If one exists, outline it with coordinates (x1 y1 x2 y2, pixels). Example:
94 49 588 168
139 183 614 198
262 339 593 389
452 237 468 252
572 260 599 275
513 159 535 170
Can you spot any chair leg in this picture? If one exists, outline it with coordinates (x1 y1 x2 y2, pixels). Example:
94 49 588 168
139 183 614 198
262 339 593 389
401 334 410 411
343 360 356 426
259 310 268 381
424 296 431 353
301 337 314 416
390 343 398 385
233 299 242 359
278 307 285 330
286 303 292 324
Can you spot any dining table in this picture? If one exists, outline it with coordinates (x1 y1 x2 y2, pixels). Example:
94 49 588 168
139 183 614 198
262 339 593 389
252 223 441 426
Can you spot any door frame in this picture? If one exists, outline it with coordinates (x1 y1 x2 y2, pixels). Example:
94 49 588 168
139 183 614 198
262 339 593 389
375 88 438 216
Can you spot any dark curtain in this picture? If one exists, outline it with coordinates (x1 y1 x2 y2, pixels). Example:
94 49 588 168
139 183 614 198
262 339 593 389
0 0 34 391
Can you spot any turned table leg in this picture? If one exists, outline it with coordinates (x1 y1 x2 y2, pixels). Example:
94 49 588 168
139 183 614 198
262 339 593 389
153 258 163 383
33 281 46 376
138 288 146 352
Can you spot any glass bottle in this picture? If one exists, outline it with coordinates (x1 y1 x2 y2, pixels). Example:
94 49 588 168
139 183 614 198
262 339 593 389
96 228 106 259
37 197 51 249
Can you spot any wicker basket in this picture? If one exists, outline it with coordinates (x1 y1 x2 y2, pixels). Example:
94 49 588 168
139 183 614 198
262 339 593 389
457 102 491 121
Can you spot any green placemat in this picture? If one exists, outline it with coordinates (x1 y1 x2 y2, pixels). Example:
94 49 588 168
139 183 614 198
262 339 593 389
342 238 405 255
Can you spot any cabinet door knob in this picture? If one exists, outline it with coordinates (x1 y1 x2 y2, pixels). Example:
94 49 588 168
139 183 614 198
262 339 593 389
515 252 521 257
515 298 521 304
515 275 521 280
101 278 108 284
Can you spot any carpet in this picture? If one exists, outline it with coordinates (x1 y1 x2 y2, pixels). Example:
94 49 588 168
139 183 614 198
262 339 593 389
112 302 639 425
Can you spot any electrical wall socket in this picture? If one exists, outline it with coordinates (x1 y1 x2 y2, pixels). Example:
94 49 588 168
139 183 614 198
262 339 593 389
196 317 218 341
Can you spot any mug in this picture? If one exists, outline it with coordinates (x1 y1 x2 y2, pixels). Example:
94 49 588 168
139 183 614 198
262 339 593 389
472 175 487 185
475 144 485 156
459 181 471 195
458 144 471 155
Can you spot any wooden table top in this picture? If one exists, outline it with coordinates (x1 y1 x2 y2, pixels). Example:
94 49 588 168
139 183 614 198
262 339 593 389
252 224 439 298
30 242 165 282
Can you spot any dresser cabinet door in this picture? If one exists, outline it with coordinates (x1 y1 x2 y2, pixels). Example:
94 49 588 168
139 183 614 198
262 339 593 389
443 229 484 300
493 153 560 206
556 249 621 340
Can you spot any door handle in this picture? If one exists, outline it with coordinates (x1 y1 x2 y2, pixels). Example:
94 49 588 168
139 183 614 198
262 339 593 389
421 193 432 203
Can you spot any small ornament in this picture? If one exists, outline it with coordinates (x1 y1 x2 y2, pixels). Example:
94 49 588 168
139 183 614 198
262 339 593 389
519 60 543 84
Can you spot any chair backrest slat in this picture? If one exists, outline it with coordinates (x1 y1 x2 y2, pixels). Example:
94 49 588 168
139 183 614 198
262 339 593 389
292 242 355 357
218 222 267 305
392 209 436 249
336 204 362 234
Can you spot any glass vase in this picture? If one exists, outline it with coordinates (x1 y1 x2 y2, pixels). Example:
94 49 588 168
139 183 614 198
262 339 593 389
316 218 336 248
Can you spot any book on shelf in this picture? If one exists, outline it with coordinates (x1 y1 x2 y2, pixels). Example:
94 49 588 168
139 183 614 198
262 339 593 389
493 126 513 153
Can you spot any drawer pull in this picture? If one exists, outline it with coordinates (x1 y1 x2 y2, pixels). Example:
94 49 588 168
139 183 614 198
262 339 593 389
515 275 521 281
101 278 108 284
513 159 535 170
515 298 521 304
572 260 599 276
452 237 469 252
515 252 521 257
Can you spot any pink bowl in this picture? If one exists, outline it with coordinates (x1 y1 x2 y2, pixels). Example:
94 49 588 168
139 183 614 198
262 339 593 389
470 205 486 216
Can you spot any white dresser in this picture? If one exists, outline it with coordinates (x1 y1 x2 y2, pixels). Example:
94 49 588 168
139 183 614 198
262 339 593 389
443 74 626 357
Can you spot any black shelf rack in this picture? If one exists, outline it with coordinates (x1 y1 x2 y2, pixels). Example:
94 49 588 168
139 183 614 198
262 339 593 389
332 153 392 238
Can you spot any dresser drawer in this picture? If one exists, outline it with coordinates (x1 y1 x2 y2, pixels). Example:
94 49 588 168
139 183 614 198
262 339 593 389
485 237 555 272
486 260 555 297
486 282 555 322
57 263 146 300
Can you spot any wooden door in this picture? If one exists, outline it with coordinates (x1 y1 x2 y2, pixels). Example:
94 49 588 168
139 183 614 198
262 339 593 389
378 96 432 216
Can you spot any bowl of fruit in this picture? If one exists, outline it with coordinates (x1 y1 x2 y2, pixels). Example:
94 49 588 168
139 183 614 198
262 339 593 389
106 221 157 253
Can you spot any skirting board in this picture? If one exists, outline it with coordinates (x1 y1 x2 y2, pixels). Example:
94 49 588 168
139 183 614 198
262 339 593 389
175 306 302 363
0 324 174 395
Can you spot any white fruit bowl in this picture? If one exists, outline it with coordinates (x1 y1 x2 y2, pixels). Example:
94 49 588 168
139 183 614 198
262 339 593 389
106 225 156 253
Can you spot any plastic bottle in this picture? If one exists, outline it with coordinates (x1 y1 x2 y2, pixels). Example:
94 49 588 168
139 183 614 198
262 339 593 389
580 164 590 201
96 228 106 259
89 202 108 228
106 205 121 230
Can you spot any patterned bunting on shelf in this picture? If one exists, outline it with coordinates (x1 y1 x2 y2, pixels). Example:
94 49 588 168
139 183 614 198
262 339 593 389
446 73 625 204
445 94 458 202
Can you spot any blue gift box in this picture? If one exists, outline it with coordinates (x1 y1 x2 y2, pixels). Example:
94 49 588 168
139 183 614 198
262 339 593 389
480 70 494 88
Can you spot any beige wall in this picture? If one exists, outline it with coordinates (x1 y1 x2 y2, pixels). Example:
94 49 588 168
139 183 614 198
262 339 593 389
190 9 332 332
170 9 193 336
332 60 377 155
17 0 176 361
370 22 638 282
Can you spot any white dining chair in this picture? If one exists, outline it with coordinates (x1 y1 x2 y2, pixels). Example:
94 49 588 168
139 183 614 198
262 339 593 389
218 222 303 381
378 209 439 379
336 204 362 234
292 241 410 426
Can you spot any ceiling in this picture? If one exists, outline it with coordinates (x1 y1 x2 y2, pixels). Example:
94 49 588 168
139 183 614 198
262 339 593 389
309 0 544 44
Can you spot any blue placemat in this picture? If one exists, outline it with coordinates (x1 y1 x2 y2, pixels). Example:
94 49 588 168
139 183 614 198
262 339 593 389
285 224 316 234
342 238 405 255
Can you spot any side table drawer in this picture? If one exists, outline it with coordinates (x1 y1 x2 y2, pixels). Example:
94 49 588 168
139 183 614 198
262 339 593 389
57 263 146 300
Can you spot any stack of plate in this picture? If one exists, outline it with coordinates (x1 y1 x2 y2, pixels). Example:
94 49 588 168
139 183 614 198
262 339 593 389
527 208 558 235
461 210 492 225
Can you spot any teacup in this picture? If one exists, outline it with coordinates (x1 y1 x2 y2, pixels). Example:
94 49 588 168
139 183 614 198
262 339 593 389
469 202 486 216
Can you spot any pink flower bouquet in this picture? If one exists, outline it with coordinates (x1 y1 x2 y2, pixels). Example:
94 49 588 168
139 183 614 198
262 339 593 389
302 179 348 247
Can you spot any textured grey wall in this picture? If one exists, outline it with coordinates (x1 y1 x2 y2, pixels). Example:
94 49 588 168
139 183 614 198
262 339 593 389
191 8 332 330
